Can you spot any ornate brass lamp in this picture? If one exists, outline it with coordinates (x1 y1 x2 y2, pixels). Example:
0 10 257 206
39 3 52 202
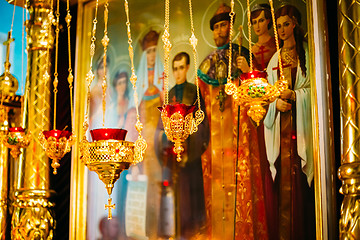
79 0 146 219
39 0 75 174
158 104 200 162
2 127 31 159
159 0 204 162
226 71 285 125
39 129 74 174
224 0 287 126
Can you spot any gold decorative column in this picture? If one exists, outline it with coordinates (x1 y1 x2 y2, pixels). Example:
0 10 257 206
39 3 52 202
338 0 360 238
0 108 9 240
11 0 55 238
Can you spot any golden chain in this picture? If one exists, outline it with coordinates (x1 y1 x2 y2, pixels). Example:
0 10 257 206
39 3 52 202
84 0 99 137
227 0 235 84
20 0 26 123
124 0 146 163
41 0 53 130
188 0 201 111
101 0 110 127
162 0 171 105
246 0 253 71
10 0 16 36
124 1 139 120
124 0 145 139
53 0 60 130
66 0 74 129
269 0 284 78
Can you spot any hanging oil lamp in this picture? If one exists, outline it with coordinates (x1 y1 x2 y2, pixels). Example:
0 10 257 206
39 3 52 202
39 0 75 175
158 0 204 162
79 0 146 219
224 0 287 126
2 127 31 159
0 28 31 158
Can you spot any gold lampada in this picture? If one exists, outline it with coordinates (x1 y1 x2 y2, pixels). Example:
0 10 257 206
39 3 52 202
2 126 31 159
159 0 204 162
39 0 75 175
79 0 146 219
224 0 287 126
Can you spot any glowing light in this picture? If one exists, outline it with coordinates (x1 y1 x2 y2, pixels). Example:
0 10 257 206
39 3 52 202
163 180 169 187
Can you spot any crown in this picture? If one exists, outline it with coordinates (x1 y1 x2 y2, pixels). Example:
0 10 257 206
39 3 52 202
210 3 234 31
141 30 160 51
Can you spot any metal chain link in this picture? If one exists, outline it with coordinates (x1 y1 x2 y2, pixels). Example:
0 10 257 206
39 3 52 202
227 0 235 84
162 0 171 105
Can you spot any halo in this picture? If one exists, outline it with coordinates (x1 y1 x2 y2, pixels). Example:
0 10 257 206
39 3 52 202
201 0 247 48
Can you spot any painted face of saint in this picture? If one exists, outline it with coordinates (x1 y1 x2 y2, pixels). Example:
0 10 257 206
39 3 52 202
146 45 157 68
252 11 270 37
97 60 109 81
173 57 189 85
276 15 295 41
213 20 230 47
115 77 127 97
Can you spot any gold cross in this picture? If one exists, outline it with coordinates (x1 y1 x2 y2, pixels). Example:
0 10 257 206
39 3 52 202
4 32 14 64
216 88 226 112
105 198 115 219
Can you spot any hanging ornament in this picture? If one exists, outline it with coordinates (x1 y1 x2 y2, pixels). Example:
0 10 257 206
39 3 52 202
2 127 31 159
79 0 146 220
224 0 287 126
39 0 75 175
0 2 31 159
158 0 204 162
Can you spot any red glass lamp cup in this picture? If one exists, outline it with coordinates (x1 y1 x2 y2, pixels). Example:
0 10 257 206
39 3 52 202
42 129 72 140
9 127 25 133
240 70 267 81
158 103 196 119
90 128 127 141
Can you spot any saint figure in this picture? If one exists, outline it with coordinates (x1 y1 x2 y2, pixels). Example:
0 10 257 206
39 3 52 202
135 29 164 239
198 3 268 239
156 52 209 239
264 4 315 239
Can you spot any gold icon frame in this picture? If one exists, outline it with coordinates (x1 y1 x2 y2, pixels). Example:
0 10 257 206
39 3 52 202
70 0 337 239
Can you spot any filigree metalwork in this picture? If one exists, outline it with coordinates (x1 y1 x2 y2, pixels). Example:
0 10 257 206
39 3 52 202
40 0 75 175
1 129 31 159
80 138 136 219
225 0 287 125
159 0 204 162
39 131 75 174
159 104 203 162
79 0 147 219
226 72 281 126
